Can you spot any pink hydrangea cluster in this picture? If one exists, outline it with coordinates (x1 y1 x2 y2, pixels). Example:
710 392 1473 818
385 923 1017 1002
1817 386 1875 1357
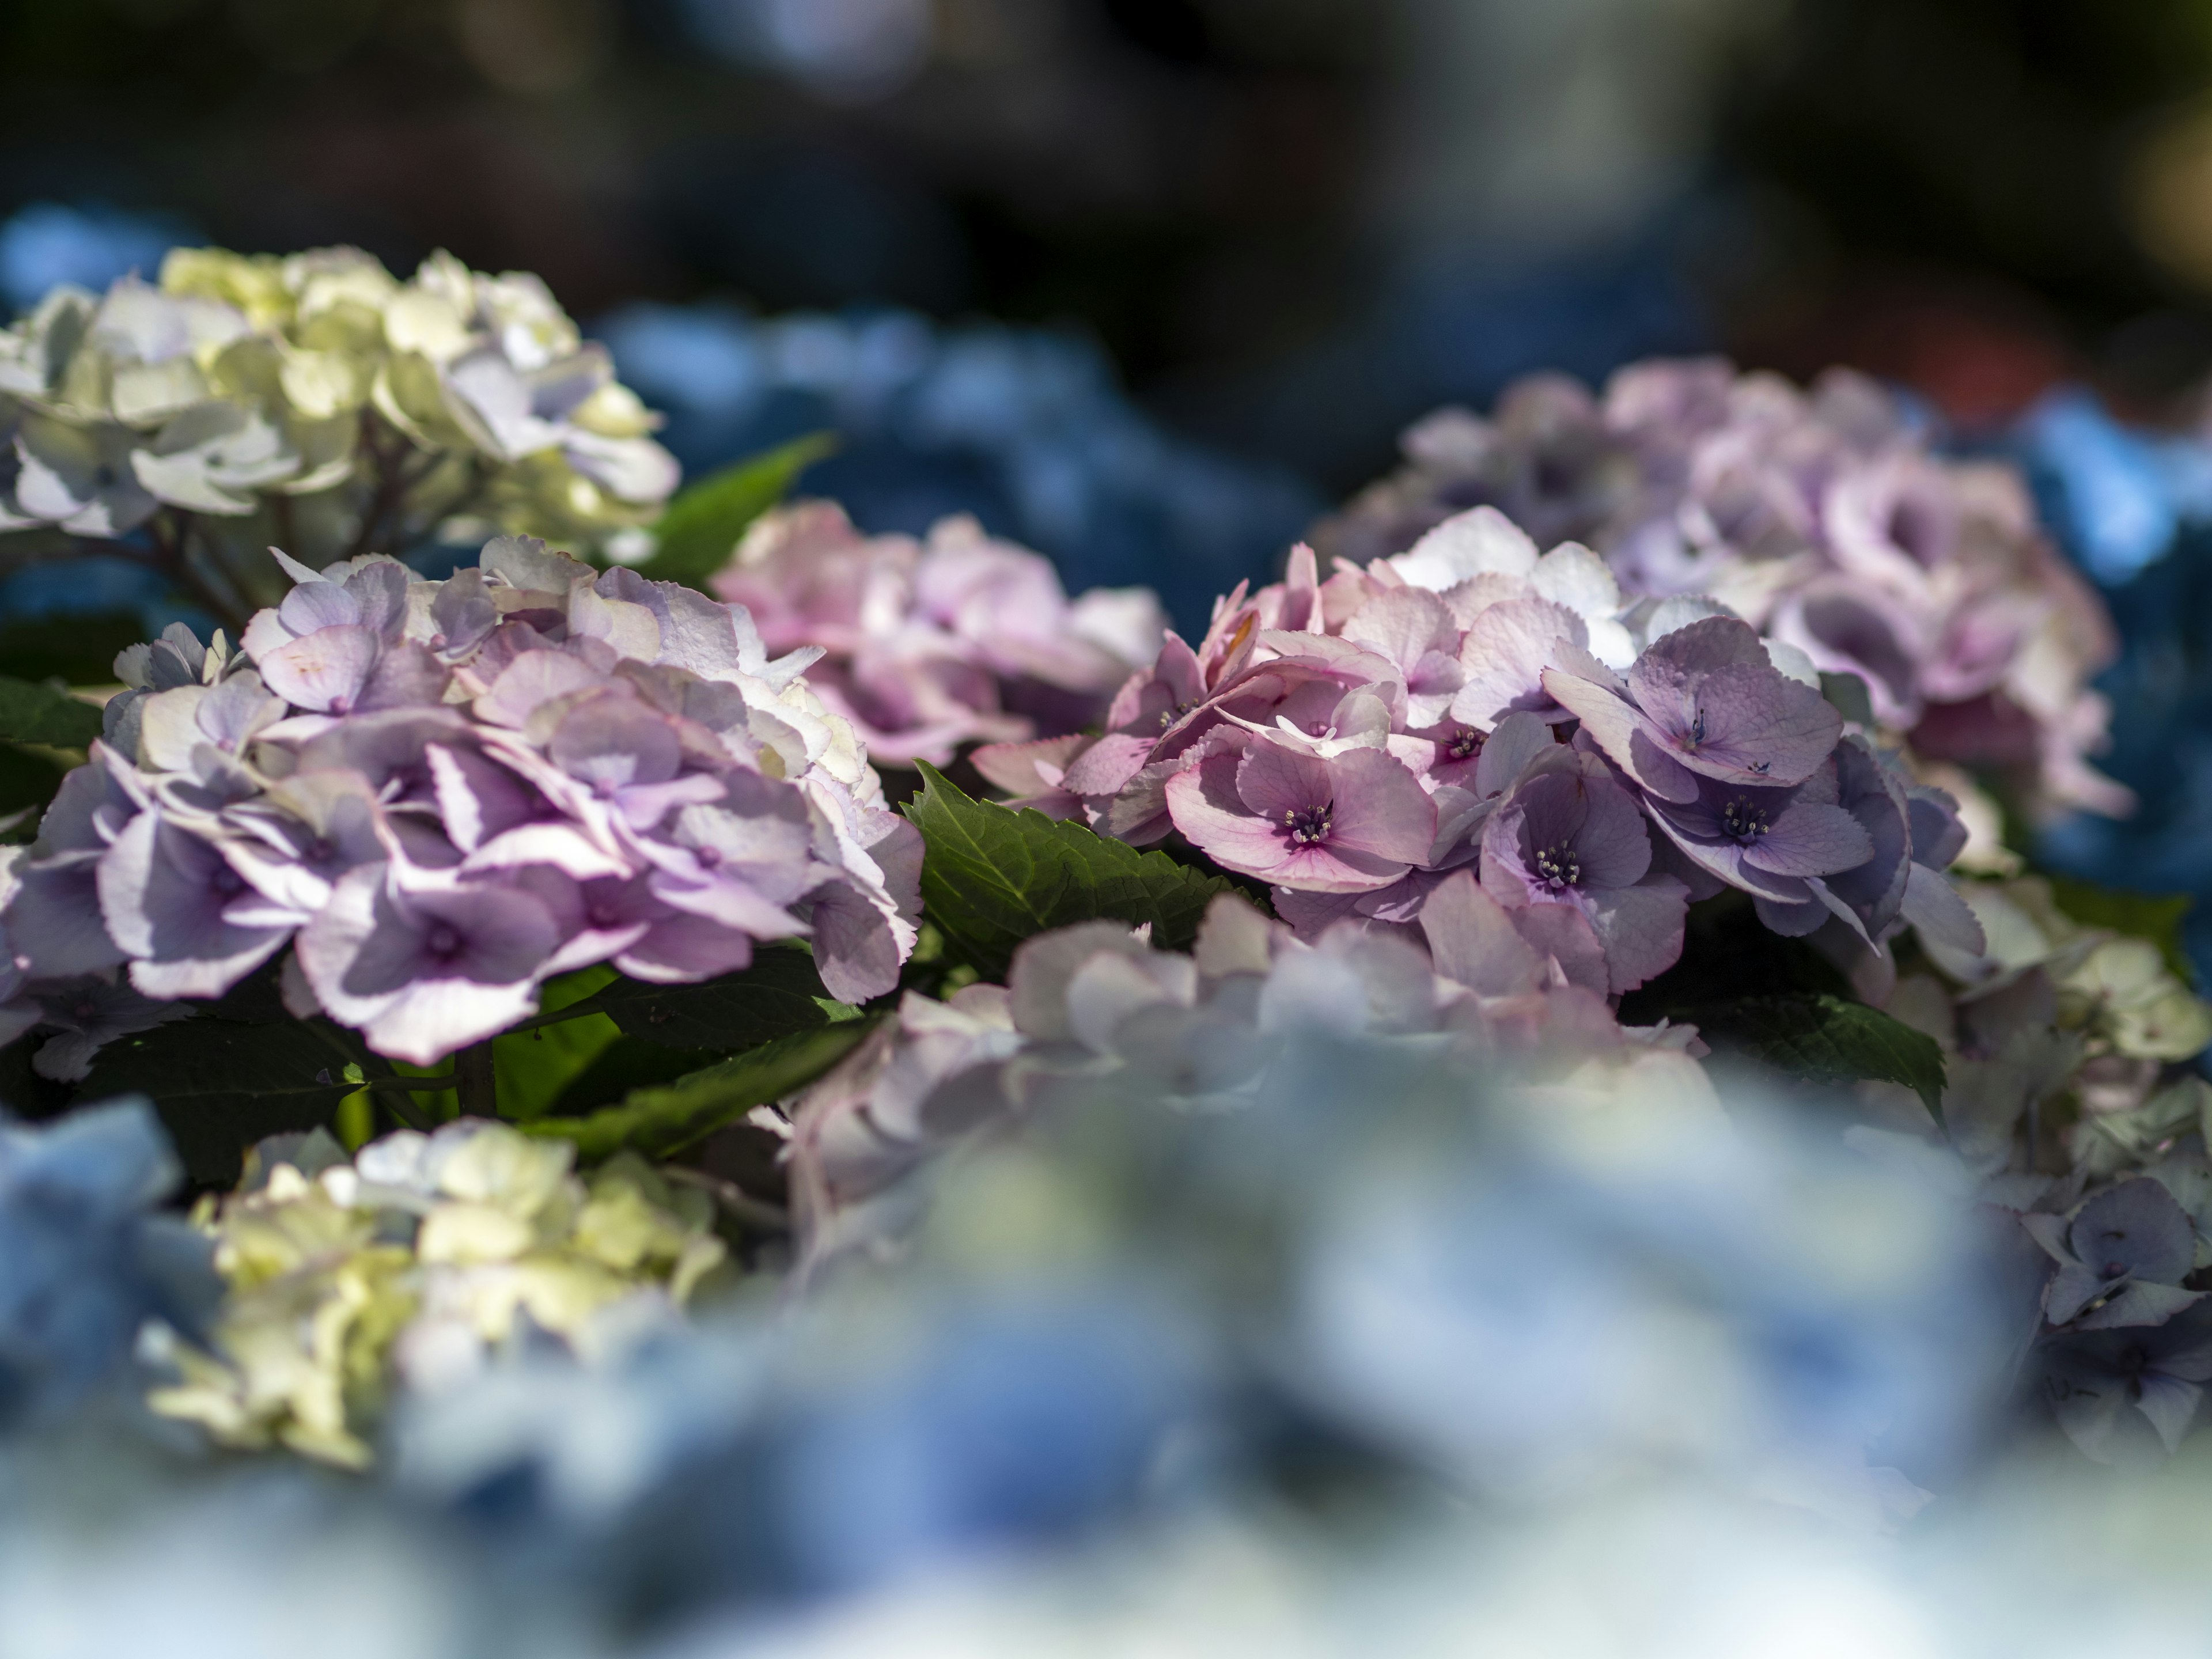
0 536 919 1072
972 509 1982 997
709 502 1168 768
1314 358 2128 818
782 892 1715 1274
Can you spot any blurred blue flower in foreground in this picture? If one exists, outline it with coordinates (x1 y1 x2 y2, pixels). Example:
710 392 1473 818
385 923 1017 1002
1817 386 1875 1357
357 1027 2001 1634
0 1099 214 1427
0 1029 2195 1656
597 302 1321 630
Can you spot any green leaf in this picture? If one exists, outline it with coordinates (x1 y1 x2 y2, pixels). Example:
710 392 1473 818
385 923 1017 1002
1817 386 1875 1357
523 948 859 1050
900 762 1238 979
1616 891 1849 1025
1692 991 1948 1116
75 1017 372 1184
489 966 623 1120
0 611 145 685
2045 876 2196 986
0 743 69 826
1819 671 1875 730
545 1036 728 1116
520 1020 874 1161
0 676 103 748
632 432 836 588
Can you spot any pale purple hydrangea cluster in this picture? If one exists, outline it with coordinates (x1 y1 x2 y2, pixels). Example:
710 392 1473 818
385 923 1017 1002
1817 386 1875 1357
974 508 1982 998
1315 358 2128 819
0 536 919 1071
782 892 1715 1274
709 501 1167 768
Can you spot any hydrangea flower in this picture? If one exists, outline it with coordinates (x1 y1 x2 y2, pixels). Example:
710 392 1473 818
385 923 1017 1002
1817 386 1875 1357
1476 745 1688 995
710 501 1165 767
1918 877 2212 1067
1540 615 1843 801
2021 1179 2203 1332
146 1119 724 1468
0 532 919 1068
782 895 1713 1277
2039 1302 2212 1460
1316 358 2130 819
1166 726 1438 894
958 523 1977 984
0 246 679 623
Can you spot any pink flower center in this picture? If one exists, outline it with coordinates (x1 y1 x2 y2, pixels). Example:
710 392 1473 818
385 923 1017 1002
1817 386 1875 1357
1282 805 1332 846
1446 727 1481 760
425 923 463 959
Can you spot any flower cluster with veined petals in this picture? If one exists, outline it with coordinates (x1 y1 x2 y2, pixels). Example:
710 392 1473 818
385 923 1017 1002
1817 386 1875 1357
971 507 1980 997
146 1118 725 1468
0 534 919 1071
1313 357 2129 819
782 893 1717 1277
0 245 677 575
709 501 1166 768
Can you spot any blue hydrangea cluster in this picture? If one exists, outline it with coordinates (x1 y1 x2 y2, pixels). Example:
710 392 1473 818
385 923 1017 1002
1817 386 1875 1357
2012 388 2212 983
10 990 2212 1653
0 1022 2142 1656
595 302 1323 630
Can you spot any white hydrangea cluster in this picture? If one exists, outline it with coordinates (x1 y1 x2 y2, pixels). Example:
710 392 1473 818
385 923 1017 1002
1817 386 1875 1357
0 245 677 619
146 1119 725 1469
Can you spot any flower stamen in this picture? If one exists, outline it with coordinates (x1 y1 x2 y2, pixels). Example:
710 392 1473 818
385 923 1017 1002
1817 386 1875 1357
1533 842 1581 888
1721 797 1769 840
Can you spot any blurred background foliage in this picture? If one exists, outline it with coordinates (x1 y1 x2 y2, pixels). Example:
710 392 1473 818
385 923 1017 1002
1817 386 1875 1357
19 0 2212 475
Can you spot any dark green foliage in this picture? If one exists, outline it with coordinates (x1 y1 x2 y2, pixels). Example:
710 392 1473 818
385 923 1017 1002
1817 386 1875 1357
1617 893 1944 1112
1617 891 1851 1023
0 743 68 826
521 1020 876 1161
521 947 859 1050
631 432 836 588
0 676 103 748
1819 670 1876 729
0 1029 73 1121
546 1036 729 1116
900 761 1238 979
0 611 144 685
1695 993 1948 1116
76 1018 376 1184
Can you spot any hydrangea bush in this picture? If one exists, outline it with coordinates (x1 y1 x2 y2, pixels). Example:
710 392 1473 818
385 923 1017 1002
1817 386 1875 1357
1 533 915 1080
710 499 1165 767
0 255 2210 1653
1319 361 2129 821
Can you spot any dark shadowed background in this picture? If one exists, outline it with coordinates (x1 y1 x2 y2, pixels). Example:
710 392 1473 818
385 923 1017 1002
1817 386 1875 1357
15 0 2212 482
